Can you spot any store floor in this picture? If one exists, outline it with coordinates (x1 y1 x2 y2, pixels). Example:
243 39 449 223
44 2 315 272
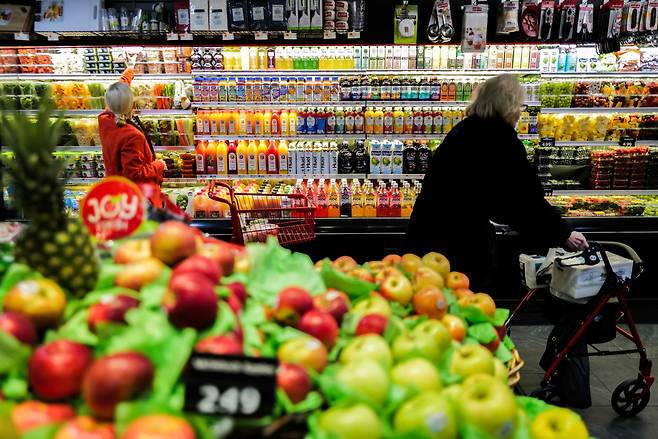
512 325 658 439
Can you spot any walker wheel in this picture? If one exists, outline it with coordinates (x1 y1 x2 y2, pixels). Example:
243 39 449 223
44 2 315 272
530 385 564 406
612 379 651 416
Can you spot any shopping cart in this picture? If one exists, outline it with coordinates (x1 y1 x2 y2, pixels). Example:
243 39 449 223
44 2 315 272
506 241 653 416
207 181 316 246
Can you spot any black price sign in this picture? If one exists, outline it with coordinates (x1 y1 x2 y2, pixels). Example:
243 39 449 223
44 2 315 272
540 137 556 148
619 136 636 147
184 354 278 419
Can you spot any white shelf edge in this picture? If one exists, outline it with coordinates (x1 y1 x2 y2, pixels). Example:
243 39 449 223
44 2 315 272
191 101 354 108
194 134 365 141
542 71 658 78
192 69 541 77
17 109 193 116
0 74 192 81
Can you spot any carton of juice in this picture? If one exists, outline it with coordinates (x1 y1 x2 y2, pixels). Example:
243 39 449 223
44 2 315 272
370 140 382 175
392 140 403 175
381 140 393 174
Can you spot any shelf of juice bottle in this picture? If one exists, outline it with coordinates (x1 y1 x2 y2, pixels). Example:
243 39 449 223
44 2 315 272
17 109 194 117
191 69 541 77
191 101 360 109
540 107 658 114
0 73 193 81
193 134 366 141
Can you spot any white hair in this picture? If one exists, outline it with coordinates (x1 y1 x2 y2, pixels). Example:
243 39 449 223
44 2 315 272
105 82 134 126
465 74 525 127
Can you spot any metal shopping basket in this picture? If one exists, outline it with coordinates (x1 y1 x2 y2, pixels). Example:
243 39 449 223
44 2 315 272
207 181 316 246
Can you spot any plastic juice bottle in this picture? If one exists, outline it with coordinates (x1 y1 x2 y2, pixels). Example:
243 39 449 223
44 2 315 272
280 110 289 135
218 111 229 135
327 181 340 217
423 108 433 134
364 182 377 217
210 112 220 135
401 182 413 216
257 140 268 174
287 78 297 102
254 110 264 136
364 107 375 134
263 110 272 135
403 107 414 134
351 181 364 217
393 107 404 134
389 182 401 217
345 108 355 134
227 140 238 175
238 111 247 135
195 140 207 175
354 108 365 134
205 140 217 174
278 140 289 174
373 108 384 134
245 110 254 135
334 107 344 134
202 111 211 135
217 140 228 175
236 140 247 175
432 110 443 134
413 109 424 134
266 140 278 174
326 108 336 134
339 180 352 217
289 110 297 134
247 140 258 174
376 182 390 217
383 108 394 134
316 181 328 217
228 111 238 135
196 111 204 135
443 110 453 133
271 111 280 135
227 77 237 102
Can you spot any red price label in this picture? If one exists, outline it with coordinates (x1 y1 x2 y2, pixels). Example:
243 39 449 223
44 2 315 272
81 177 145 241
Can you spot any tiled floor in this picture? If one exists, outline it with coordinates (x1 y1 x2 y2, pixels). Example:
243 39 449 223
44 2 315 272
511 325 658 439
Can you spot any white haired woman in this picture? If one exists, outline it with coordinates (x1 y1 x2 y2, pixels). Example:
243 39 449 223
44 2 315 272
98 62 167 202
405 74 587 292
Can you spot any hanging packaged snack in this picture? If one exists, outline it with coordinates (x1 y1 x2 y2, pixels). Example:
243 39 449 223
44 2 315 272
269 0 287 30
348 0 365 32
621 0 643 35
521 0 540 38
227 0 248 31
539 0 556 41
575 0 594 44
497 0 520 35
209 0 230 31
644 1 658 31
427 0 454 43
249 0 269 30
461 2 488 52
557 0 576 41
597 0 623 54
394 1 418 44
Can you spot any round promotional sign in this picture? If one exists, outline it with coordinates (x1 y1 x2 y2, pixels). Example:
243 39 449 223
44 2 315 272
81 177 145 241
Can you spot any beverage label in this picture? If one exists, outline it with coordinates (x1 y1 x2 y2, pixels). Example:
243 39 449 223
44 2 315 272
237 153 246 172
267 154 277 172
258 153 266 172
217 155 227 174
279 153 288 172
228 152 237 172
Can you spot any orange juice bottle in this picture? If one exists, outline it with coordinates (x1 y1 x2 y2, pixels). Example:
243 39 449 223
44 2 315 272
289 110 297 134
219 111 229 135
257 139 268 174
373 108 384 134
228 110 239 135
266 140 278 174
263 110 272 135
195 140 207 175
364 107 375 134
280 110 289 135
364 182 377 217
278 140 289 174
254 110 264 136
393 107 404 134
196 111 205 135
216 140 228 175
271 110 280 135
327 181 339 217
238 111 247 135
351 181 364 217
247 140 258 174
202 111 211 135
205 140 217 174
236 140 247 175
227 140 238 175
245 110 254 135
210 111 220 135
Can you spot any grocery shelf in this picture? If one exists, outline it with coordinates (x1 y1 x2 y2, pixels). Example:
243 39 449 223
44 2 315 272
553 140 658 147
367 133 446 140
191 101 356 109
541 107 658 114
194 134 365 141
551 190 658 196
542 71 658 79
0 74 192 81
138 109 194 116
369 174 425 180
192 69 541 77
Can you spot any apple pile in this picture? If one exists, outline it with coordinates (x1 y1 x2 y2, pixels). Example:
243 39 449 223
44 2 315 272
0 222 591 439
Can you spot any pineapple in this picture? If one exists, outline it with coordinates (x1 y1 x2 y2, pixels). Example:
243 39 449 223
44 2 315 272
1 96 99 297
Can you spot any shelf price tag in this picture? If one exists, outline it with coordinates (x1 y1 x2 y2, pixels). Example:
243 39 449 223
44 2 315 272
184 354 277 419
179 33 193 41
347 31 361 39
323 30 336 39
283 31 297 40
222 32 235 41
166 33 179 41
254 31 268 40
539 137 556 148
13 32 29 41
619 136 636 147
44 32 59 41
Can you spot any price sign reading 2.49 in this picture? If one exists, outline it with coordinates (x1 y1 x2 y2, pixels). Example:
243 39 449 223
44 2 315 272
81 177 145 241
184 354 277 419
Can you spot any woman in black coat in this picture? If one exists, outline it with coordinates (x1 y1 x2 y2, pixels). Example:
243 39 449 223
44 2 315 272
405 74 588 292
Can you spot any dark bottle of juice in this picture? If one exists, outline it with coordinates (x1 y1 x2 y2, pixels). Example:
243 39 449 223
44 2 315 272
401 78 410 100
381 76 392 100
370 76 381 100
419 77 430 100
417 140 431 173
352 140 370 173
340 77 352 101
391 77 401 100
403 140 417 174
351 77 362 101
337 141 354 174
410 78 420 100
430 77 441 101
361 76 371 100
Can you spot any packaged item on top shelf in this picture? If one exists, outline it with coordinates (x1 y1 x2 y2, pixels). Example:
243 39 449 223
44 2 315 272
0 48 19 73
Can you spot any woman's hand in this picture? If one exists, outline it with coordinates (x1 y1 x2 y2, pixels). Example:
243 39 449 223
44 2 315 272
565 231 588 251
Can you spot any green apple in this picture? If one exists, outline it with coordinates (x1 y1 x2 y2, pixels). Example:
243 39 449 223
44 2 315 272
391 358 442 392
392 332 442 363
318 404 383 439
449 344 494 378
530 407 589 439
340 334 392 369
493 358 508 384
440 383 462 405
458 374 518 439
412 320 452 352
394 391 457 439
352 293 392 320
336 359 390 406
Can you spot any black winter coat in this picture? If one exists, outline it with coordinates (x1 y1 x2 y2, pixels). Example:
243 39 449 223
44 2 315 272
405 115 571 292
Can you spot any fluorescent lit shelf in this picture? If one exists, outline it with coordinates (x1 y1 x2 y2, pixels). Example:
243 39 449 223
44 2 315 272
542 71 658 78
369 174 425 180
191 101 357 109
55 145 192 152
541 107 658 114
0 73 192 81
551 190 658 196
553 141 658 147
193 69 540 77
18 109 193 117
194 134 365 141
366 133 445 140
64 178 100 185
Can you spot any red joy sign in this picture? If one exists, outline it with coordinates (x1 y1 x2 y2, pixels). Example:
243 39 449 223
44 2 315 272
81 177 145 241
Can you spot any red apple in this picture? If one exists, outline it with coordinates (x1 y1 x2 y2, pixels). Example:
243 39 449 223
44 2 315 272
272 286 314 326
442 314 467 342
313 289 350 324
349 267 375 283
195 333 243 355
28 340 93 401
0 311 37 345
469 293 496 317
3 279 67 329
445 272 470 290
454 288 475 300
82 352 154 420
277 363 312 404
483 332 501 353
172 255 222 285
333 256 358 273
122 414 196 439
54 416 115 439
382 254 402 267
150 221 198 266
379 274 414 305
298 310 339 348
12 401 75 433
87 294 139 333
400 254 423 274
163 273 218 330
114 239 151 264
114 258 165 291
412 286 448 320
374 267 405 285
225 282 247 304
198 242 237 276
355 314 388 336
